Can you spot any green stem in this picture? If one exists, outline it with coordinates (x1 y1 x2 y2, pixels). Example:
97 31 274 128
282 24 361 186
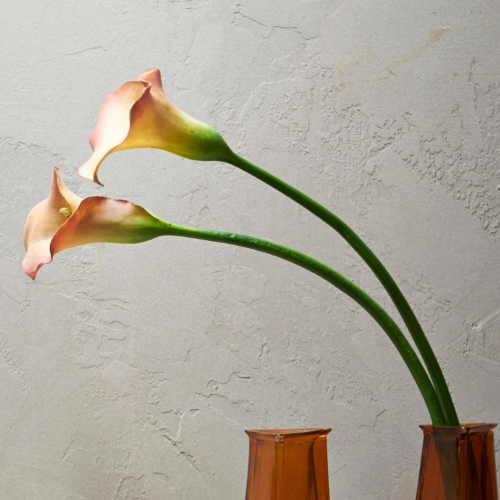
222 152 458 426
165 222 446 425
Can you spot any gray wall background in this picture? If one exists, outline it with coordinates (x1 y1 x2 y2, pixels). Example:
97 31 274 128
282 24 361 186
1 0 499 499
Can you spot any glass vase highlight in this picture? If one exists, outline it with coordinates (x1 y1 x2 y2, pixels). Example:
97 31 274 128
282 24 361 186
416 423 498 500
245 428 331 500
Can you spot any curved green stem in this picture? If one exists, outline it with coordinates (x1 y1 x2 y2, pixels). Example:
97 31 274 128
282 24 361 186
164 222 446 425
222 152 458 426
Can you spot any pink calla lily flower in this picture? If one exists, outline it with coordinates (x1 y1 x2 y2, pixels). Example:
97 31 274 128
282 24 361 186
79 68 231 186
23 168 168 280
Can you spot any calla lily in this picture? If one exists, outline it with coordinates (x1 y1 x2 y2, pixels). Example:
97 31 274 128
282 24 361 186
21 173 449 424
79 68 232 186
23 168 168 280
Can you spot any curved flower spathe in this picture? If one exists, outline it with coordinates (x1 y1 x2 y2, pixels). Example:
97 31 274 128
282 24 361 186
23 168 169 280
79 68 232 186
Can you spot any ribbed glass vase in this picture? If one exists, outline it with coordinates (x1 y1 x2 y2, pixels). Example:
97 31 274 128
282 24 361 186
244 428 331 500
416 423 498 500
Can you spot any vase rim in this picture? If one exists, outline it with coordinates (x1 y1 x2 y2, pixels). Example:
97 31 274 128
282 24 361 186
419 423 497 434
245 428 331 439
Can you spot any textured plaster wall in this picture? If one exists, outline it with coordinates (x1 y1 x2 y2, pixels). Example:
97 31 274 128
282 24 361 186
1 0 499 499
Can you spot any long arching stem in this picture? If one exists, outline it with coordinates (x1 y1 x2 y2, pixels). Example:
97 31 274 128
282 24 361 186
222 151 458 426
165 222 446 425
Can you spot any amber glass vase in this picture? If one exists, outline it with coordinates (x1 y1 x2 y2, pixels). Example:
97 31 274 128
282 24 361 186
416 424 498 500
244 428 331 500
